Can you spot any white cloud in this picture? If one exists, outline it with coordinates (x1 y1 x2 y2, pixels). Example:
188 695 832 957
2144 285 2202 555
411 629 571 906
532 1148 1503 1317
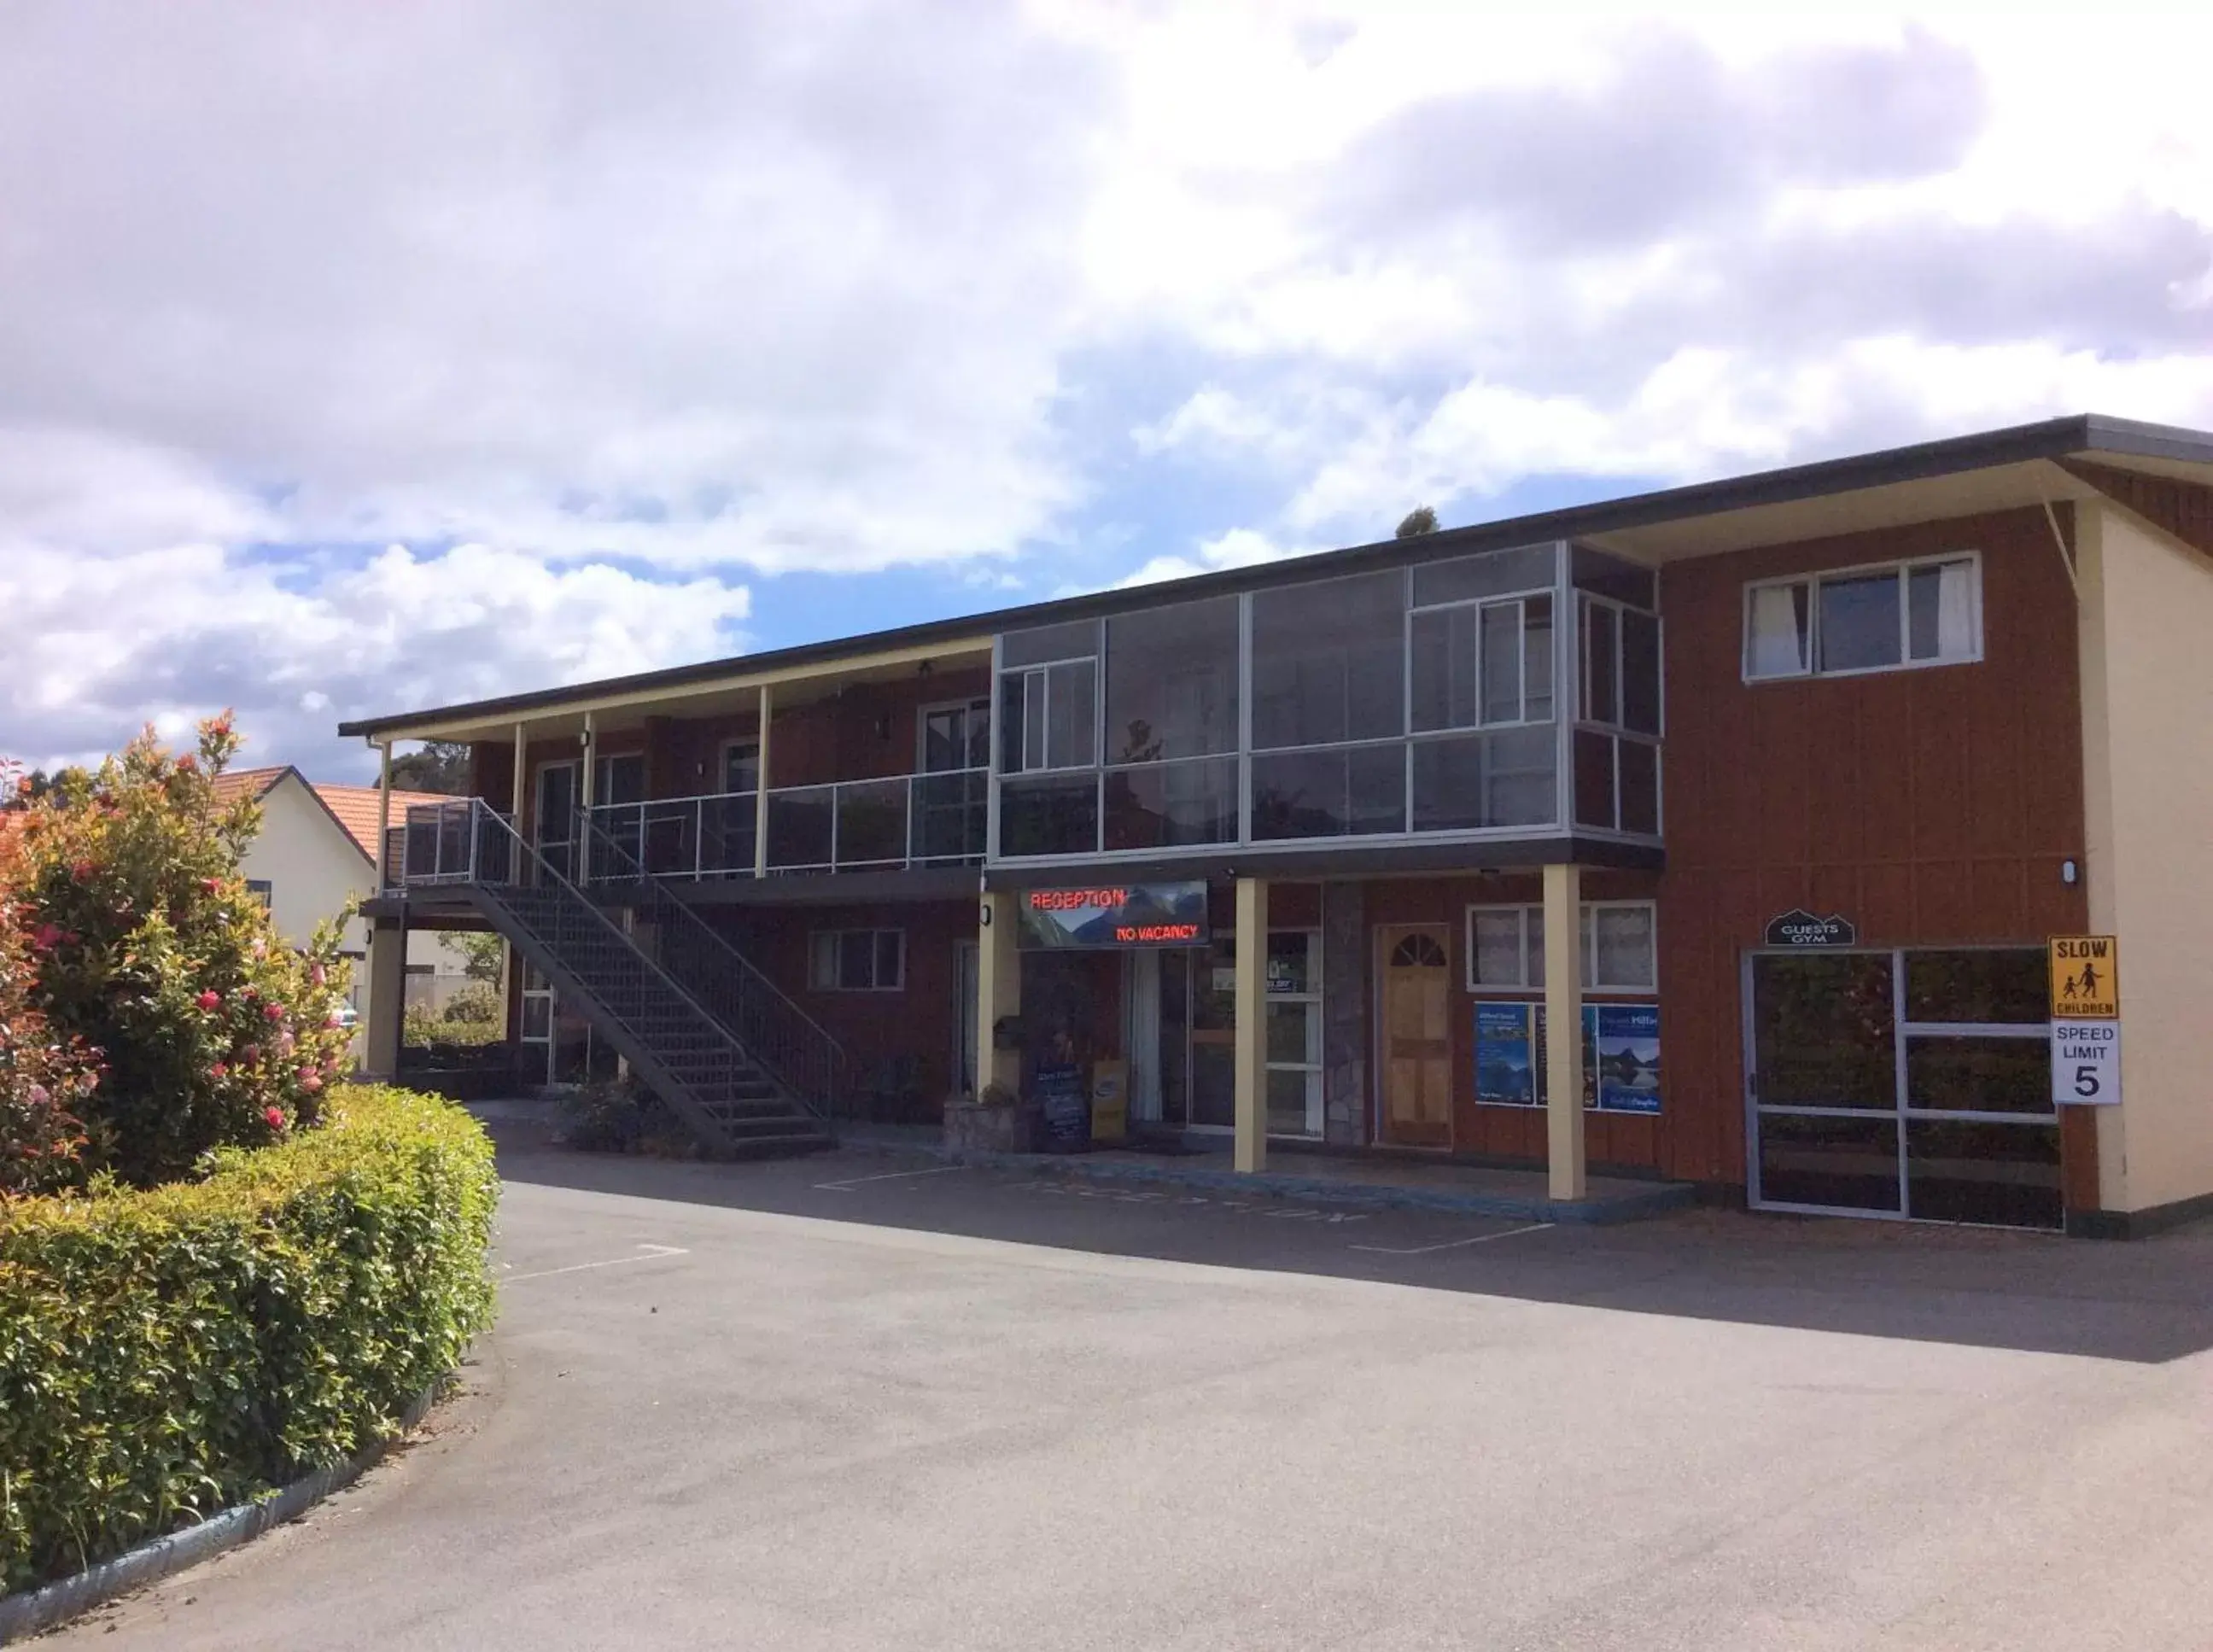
3 2 2210 772
1106 527 1323 591
0 529 750 779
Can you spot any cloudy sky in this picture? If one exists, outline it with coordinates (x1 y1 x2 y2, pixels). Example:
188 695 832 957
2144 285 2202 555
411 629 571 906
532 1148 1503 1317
3 2 2208 778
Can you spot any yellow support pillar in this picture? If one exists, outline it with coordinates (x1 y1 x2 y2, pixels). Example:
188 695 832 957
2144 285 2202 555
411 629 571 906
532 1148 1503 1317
1234 877 1268 1174
1543 861 1586 1203
976 890 1023 1098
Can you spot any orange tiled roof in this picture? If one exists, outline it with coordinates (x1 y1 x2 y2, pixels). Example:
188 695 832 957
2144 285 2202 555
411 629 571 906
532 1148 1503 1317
212 766 289 807
305 781 456 861
3 766 457 867
216 765 455 861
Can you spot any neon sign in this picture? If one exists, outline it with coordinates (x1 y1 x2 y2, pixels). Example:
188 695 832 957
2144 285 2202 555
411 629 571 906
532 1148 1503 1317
1019 881 1211 949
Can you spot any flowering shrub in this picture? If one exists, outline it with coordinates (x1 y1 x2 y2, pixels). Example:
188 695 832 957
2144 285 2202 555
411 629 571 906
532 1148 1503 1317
6 718 354 1187
0 778 102 1196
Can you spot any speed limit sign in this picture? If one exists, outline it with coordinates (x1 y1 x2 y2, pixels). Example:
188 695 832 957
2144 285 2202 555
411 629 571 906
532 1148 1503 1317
2052 1021 2122 1106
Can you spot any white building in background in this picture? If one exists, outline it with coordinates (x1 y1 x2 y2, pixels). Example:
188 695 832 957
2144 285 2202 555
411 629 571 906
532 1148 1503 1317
213 767 476 1019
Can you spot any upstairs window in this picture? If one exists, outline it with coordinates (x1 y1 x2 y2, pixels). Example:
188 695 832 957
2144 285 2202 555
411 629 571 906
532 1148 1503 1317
1744 554 1981 681
999 635 1098 774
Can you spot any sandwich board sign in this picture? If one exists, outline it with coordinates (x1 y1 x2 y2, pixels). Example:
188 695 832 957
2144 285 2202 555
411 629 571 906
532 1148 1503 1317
2049 936 2120 1106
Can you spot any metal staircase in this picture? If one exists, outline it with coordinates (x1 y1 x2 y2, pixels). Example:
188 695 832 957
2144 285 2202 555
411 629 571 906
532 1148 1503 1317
400 800 835 1159
575 808 854 1124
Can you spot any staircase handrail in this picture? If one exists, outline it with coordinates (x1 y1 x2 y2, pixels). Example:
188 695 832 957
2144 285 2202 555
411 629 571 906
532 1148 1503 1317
454 800 762 1098
574 804 852 1121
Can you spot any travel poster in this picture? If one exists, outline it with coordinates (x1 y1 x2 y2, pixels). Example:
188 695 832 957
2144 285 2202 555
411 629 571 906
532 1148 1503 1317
1476 1002 1661 1112
1474 1002 1538 1106
1591 1004 1662 1114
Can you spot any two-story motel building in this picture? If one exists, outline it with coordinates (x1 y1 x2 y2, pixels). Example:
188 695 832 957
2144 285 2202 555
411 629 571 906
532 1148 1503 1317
342 415 2213 1236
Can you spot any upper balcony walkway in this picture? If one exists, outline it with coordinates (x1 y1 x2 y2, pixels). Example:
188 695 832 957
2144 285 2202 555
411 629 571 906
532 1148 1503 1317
381 765 986 904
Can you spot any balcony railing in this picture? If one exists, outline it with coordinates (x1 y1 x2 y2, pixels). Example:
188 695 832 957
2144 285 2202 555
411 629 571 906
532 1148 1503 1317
580 790 762 884
397 800 511 888
576 768 987 884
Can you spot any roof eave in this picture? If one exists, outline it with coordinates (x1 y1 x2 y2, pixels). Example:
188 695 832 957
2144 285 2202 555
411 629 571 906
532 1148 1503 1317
339 412 2213 741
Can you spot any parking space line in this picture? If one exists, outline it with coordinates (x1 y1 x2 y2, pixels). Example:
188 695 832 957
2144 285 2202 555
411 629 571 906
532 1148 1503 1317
814 1165 968 1192
507 1243 689 1282
1348 1222 1554 1256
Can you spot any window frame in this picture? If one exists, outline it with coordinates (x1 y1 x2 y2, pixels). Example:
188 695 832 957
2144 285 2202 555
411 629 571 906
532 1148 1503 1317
808 927 907 993
1742 552 1983 684
1463 899 1659 993
917 697 992 775
719 738 761 796
1001 655 1100 777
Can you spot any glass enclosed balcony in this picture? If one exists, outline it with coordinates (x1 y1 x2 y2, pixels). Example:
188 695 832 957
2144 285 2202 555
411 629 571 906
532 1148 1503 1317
989 539 1661 864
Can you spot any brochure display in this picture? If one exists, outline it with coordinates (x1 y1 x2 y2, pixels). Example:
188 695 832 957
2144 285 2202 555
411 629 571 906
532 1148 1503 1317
1473 1002 1662 1114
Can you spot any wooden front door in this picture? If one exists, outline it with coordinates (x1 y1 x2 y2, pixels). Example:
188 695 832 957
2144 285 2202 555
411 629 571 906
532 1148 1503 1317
1379 925 1453 1147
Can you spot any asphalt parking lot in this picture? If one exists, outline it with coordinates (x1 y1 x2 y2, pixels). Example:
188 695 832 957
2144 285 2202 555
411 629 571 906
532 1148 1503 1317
48 1121 2213 1651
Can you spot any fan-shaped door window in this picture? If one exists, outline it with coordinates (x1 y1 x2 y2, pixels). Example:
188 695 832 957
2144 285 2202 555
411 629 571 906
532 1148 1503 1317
1391 933 1449 969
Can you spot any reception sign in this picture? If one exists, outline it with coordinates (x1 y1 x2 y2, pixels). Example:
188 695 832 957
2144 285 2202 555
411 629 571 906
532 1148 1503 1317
1019 882 1210 949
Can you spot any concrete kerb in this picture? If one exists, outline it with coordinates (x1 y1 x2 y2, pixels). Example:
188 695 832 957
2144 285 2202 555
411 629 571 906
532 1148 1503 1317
832 1131 1695 1225
0 1380 447 1646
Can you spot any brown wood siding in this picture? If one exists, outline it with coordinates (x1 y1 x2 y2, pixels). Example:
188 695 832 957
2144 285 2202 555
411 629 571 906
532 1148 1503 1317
708 898 978 1104
482 666 992 829
1659 505 2089 1190
1368 869 1660 1173
2058 459 2213 560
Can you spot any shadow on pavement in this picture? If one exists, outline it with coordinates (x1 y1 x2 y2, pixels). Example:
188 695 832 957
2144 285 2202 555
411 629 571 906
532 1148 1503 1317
483 1112 2213 1366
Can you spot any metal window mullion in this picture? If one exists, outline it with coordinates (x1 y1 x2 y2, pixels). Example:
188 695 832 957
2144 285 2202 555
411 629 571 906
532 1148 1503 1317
1401 567 1416 831
1901 1020 2054 1038
1555 544 1574 832
1891 948 1912 1216
1902 1107 2060 1125
1238 590 1253 846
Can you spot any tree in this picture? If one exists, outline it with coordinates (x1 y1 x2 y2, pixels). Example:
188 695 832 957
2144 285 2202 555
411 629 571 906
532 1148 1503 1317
1 769 65 811
9 716 355 1186
1395 505 1439 539
453 931 505 983
388 741 471 795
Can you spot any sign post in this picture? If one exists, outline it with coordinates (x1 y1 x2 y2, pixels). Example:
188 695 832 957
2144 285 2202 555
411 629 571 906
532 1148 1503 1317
2049 935 2121 1107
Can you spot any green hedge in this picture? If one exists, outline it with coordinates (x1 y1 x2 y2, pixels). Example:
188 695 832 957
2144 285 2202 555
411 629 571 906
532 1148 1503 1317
0 1085 497 1594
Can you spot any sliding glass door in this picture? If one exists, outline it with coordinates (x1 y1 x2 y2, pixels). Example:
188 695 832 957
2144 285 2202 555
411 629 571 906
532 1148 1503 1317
1747 949 2061 1229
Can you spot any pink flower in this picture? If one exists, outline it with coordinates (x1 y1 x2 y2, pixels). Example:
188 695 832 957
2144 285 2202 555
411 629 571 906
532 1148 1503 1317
70 860 95 884
30 923 61 953
177 755 198 774
298 1070 324 1094
310 963 327 988
201 877 223 894
26 1083 48 1106
263 1002 284 1022
264 1106 286 1130
277 1031 296 1056
325 1012 345 1030
209 1061 228 1080
242 1044 260 1063
197 989 221 1012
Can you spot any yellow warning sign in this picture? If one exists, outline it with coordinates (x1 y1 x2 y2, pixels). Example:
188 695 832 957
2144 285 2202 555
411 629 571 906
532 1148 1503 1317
2049 936 2119 1019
